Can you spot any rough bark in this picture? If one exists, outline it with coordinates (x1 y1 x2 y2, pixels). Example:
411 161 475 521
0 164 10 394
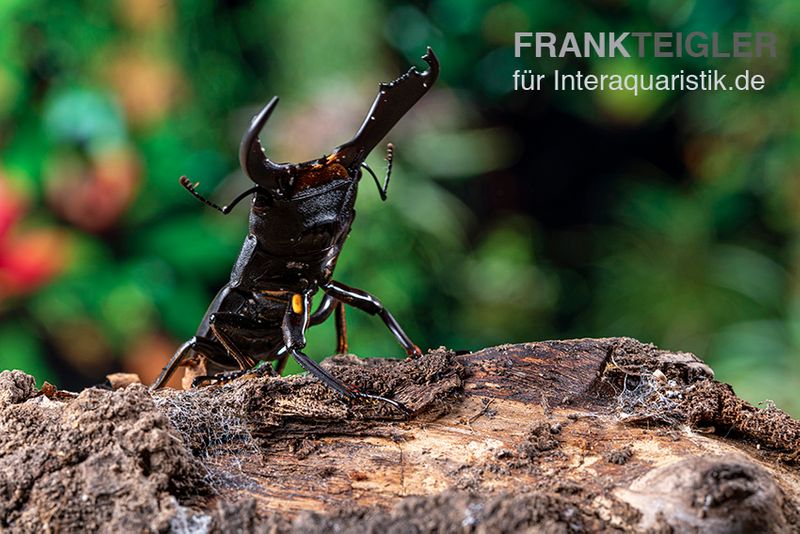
0 338 798 532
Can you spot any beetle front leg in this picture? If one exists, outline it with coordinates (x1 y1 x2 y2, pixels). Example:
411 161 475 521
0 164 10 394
282 292 408 415
321 281 422 358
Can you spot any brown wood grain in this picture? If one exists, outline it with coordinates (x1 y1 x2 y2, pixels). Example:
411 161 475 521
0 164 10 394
157 338 798 531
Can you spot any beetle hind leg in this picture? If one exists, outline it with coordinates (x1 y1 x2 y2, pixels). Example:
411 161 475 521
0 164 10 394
185 313 281 387
334 301 348 354
150 336 226 391
208 312 270 371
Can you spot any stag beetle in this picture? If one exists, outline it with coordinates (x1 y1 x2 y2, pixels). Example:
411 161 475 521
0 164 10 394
151 48 439 413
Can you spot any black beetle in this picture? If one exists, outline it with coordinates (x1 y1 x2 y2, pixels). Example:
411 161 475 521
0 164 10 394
151 48 439 413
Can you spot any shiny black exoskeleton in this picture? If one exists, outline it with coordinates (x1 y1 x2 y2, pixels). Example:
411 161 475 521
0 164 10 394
151 49 440 413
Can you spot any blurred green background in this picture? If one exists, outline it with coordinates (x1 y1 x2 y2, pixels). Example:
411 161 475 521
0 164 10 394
0 0 798 414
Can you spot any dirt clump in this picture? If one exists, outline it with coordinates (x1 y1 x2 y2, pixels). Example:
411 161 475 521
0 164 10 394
602 337 715 385
0 370 37 407
605 446 634 465
268 488 640 533
594 339 800 460
684 380 800 458
0 374 205 532
516 422 561 459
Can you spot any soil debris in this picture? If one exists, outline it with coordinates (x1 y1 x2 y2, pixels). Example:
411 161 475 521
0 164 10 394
0 339 798 532
105 372 142 390
605 446 634 465
516 422 561 459
261 488 640 534
593 339 800 458
0 380 204 531
683 380 800 458
0 370 36 408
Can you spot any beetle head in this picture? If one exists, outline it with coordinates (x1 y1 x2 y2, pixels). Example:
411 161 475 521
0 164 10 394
239 48 439 195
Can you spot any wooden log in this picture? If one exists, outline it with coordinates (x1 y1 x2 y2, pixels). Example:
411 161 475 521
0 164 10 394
0 338 798 532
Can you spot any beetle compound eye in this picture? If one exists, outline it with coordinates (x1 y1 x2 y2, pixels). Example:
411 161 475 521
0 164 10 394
292 294 303 314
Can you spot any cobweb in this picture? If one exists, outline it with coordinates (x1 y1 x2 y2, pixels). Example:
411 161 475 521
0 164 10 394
607 361 685 425
153 385 261 491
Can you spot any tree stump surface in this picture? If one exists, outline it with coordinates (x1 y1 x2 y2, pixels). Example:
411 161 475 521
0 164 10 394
0 337 798 532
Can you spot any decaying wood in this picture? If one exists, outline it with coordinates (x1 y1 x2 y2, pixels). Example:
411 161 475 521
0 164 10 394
0 338 798 532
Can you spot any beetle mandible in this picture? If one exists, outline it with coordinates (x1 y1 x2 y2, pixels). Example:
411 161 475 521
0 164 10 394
150 48 439 413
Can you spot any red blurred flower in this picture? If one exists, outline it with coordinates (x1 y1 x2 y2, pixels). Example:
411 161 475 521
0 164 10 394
0 173 69 299
0 176 25 240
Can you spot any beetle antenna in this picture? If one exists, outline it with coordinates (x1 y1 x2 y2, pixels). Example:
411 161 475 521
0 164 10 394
361 143 393 201
179 176 258 214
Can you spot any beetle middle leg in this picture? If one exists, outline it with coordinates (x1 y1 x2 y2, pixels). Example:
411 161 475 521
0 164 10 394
321 281 422 358
334 302 348 354
309 293 349 355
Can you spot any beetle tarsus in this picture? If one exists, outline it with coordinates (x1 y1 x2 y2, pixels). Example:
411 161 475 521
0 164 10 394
192 369 245 388
406 345 423 359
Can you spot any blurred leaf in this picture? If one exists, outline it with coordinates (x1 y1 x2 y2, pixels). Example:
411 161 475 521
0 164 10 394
0 323 54 385
43 88 126 146
407 127 520 178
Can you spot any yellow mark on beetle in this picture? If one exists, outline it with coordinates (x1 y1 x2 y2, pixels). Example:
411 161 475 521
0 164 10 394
292 294 303 314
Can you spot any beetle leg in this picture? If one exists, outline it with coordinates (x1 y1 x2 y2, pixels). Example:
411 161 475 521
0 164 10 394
192 361 276 387
321 281 422 358
273 346 290 375
192 369 247 387
150 336 226 390
282 292 408 415
309 293 336 325
308 294 349 355
290 348 408 415
335 302 348 354
208 312 262 370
